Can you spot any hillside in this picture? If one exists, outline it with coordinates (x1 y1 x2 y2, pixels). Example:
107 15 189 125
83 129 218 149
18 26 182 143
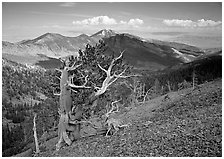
2 58 59 157
2 58 55 106
103 34 203 70
37 79 222 157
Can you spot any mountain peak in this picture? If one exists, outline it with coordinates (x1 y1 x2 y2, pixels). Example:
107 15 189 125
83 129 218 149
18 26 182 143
40 32 63 39
91 29 117 38
20 33 64 45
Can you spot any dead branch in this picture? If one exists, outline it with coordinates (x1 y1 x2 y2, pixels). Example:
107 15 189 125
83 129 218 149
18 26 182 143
68 75 91 89
70 88 78 93
59 57 65 63
95 50 142 97
97 63 108 74
95 51 129 96
105 99 122 118
69 119 101 129
55 68 62 73
142 87 153 103
90 81 101 91
55 76 61 81
105 118 131 137
33 113 40 154
108 50 125 73
67 63 82 71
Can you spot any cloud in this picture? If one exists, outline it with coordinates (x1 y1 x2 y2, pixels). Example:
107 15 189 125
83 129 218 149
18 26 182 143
73 16 144 28
163 19 195 27
163 19 222 28
127 18 144 27
73 16 117 25
59 2 76 7
197 19 222 27
119 20 127 25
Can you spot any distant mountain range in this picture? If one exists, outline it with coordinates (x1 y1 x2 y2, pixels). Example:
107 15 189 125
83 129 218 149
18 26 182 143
2 32 96 64
3 29 216 71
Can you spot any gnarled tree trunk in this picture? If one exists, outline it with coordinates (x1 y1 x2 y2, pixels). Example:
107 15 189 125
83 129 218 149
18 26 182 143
55 68 75 150
55 60 90 151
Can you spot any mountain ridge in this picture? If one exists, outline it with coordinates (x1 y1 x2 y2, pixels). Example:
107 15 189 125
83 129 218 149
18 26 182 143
2 29 207 70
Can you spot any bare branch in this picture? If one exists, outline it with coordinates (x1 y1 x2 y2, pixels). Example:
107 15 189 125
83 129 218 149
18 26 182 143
105 99 121 117
107 78 118 88
55 68 62 73
111 98 122 112
58 58 65 63
105 107 114 118
107 68 137 87
115 50 125 61
142 88 152 103
70 88 78 93
90 81 101 90
113 67 127 78
94 50 140 97
94 53 125 96
68 119 100 129
108 50 125 73
55 76 61 81
68 73 77 85
97 63 108 74
77 71 85 79
114 68 141 78
68 75 91 89
67 63 82 71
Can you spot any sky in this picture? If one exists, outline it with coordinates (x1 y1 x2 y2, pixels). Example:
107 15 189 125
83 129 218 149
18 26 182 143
2 2 222 43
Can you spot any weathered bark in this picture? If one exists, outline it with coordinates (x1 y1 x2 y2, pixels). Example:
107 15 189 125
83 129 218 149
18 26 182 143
56 113 72 151
55 60 90 151
55 67 74 150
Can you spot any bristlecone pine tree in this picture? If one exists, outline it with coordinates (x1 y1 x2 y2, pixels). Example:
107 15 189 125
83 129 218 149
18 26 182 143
54 43 137 151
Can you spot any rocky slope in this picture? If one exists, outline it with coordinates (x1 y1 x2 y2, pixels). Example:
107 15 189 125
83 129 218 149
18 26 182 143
36 79 222 157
